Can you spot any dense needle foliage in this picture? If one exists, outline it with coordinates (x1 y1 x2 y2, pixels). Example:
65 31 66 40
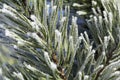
0 0 120 80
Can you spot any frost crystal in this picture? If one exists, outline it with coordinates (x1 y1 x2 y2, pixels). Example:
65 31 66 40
72 16 77 24
3 4 9 9
44 51 57 71
78 71 82 80
102 51 106 56
31 22 39 31
84 75 89 80
76 11 87 15
73 3 81 7
30 15 36 21
44 51 49 59
47 4 50 16
13 72 24 80
13 45 18 49
103 11 107 17
31 33 38 39
110 71 120 77
92 1 97 6
52 6 57 11
26 32 32 37
17 40 24 46
89 46 92 50
55 30 61 42
69 36 73 41
79 36 83 40
91 49 95 54
50 62 57 70
94 65 104 71
5 29 12 37
55 30 61 37
25 64 37 71
2 4 17 19
104 36 110 49
93 16 97 22
44 51 51 64
61 17 66 22
0 68 2 75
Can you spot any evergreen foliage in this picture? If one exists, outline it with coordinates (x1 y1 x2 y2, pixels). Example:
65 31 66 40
0 0 120 80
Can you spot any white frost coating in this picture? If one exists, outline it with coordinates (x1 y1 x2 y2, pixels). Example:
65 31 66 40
90 15 93 18
5 29 13 37
99 16 102 23
47 4 50 16
79 36 83 40
94 65 104 71
55 29 61 41
52 5 57 11
31 33 38 39
76 11 87 15
69 36 73 41
44 51 57 71
3 4 9 9
108 12 113 27
104 36 108 41
61 17 66 22
78 71 82 80
73 3 81 7
108 60 120 69
55 30 61 37
31 33 44 45
30 15 40 31
104 36 110 49
72 16 77 24
92 1 97 6
26 32 32 37
116 77 120 80
104 36 108 48
30 15 36 21
55 29 62 50
5 29 10 36
0 68 2 75
31 22 36 27
24 64 37 71
91 49 95 54
89 46 92 50
31 22 39 31
13 45 18 49
50 62 57 70
78 71 82 76
108 12 113 20
17 40 24 46
104 11 108 23
47 5 50 9
0 24 5 28
84 75 89 80
44 51 49 59
110 71 120 77
44 51 51 64
93 16 97 22
92 8 97 15
13 72 24 80
113 68 117 71
99 65 104 68
5 30 21 41
2 4 17 19
102 51 106 56
103 11 107 17
32 33 41 42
